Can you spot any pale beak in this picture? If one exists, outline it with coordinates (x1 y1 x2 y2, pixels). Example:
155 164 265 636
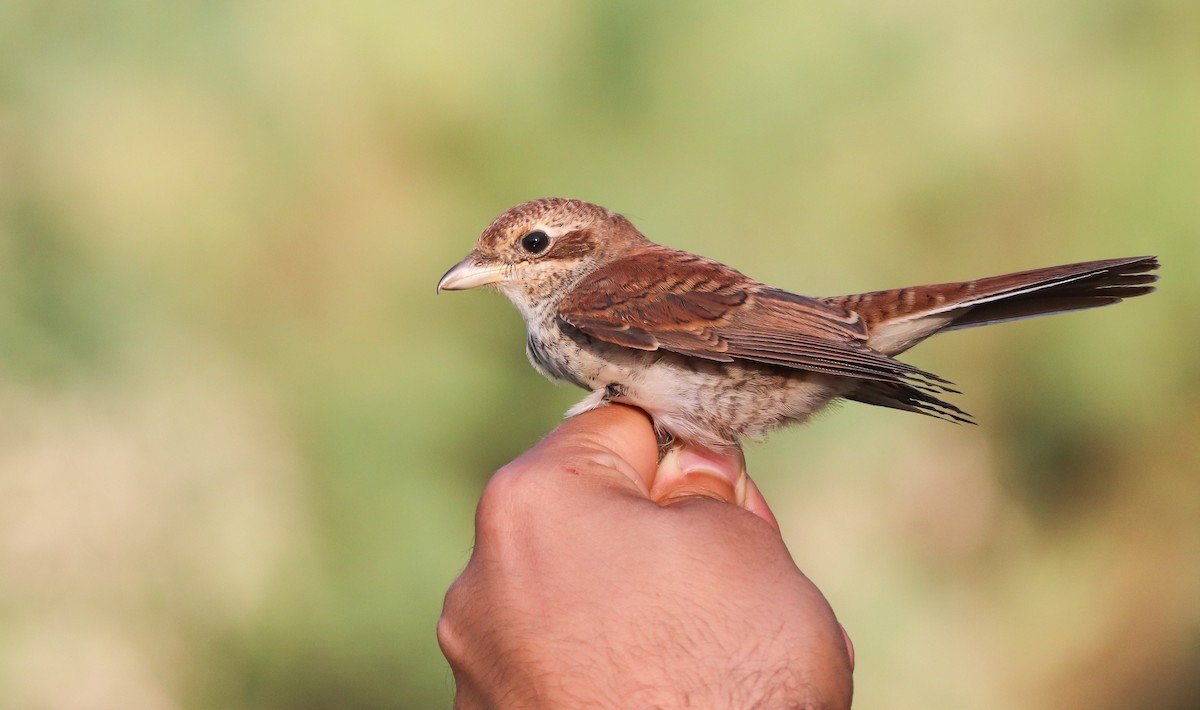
437 256 507 292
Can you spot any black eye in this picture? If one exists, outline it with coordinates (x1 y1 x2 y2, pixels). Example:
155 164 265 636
521 230 550 254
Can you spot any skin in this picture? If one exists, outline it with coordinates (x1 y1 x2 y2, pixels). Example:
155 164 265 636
438 405 854 708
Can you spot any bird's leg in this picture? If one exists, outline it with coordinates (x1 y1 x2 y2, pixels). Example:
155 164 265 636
655 429 675 461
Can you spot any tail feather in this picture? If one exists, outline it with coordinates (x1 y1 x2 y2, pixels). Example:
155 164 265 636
825 256 1159 355
942 257 1159 331
844 380 975 424
829 255 1159 423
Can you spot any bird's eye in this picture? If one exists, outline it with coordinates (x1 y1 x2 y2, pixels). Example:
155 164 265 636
521 230 550 254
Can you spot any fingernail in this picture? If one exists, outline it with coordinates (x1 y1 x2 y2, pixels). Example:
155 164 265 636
679 447 747 503
652 445 747 506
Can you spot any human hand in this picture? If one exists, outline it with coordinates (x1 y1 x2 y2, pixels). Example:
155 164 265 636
438 404 854 708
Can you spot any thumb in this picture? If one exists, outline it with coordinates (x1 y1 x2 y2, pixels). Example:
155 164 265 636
653 444 781 530
527 405 779 529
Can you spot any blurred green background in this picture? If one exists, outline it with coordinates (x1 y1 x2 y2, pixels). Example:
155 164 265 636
1 1 1197 708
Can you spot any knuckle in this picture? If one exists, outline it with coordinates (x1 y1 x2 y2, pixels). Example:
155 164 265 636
436 609 466 665
474 462 535 537
438 574 478 666
473 441 630 542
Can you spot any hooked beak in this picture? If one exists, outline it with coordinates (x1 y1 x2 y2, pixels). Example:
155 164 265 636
437 256 507 293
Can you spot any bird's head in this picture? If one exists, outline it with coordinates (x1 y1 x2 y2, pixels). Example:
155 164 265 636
438 198 645 315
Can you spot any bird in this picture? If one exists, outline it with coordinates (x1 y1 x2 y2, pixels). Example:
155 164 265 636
438 197 1158 467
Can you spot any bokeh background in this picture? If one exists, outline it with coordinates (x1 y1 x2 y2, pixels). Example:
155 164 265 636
2 1 1197 708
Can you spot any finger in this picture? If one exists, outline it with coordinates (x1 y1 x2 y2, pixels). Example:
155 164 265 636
517 404 660 497
653 444 780 529
741 473 781 531
652 444 745 505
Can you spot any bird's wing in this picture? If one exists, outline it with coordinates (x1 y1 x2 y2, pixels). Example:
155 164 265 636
557 246 956 394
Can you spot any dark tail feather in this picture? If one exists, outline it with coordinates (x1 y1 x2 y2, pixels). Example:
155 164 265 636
844 380 975 424
826 256 1159 355
941 256 1159 331
831 256 1158 421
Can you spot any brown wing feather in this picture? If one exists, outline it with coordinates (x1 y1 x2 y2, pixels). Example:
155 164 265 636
557 246 958 394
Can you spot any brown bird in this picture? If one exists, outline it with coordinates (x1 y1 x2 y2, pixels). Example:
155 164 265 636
439 198 1158 466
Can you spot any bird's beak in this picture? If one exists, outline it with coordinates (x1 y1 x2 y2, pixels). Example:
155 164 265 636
437 256 506 293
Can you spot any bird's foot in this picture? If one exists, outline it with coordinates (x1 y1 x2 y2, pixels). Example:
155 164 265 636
654 429 676 461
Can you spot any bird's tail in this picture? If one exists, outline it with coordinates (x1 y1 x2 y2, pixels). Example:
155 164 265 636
825 256 1159 356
